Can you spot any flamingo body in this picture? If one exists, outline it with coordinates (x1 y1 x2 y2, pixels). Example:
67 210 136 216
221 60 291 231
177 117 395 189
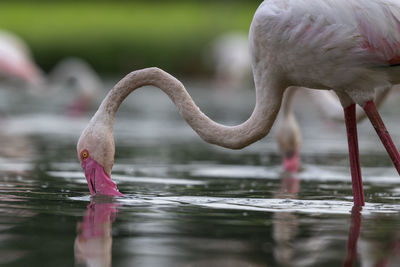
250 0 400 104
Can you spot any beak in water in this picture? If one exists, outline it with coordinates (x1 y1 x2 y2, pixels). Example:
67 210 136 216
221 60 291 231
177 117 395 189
81 157 123 196
283 152 300 173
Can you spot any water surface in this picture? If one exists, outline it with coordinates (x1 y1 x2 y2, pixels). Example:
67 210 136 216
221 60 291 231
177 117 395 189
1 83 400 266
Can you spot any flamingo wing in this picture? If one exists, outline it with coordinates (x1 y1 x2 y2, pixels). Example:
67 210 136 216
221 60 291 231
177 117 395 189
355 0 400 66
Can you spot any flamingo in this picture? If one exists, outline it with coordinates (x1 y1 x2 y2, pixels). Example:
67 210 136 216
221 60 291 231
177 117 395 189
0 30 101 116
0 30 44 86
77 0 400 206
48 57 103 116
276 86 391 173
275 87 302 173
209 33 391 174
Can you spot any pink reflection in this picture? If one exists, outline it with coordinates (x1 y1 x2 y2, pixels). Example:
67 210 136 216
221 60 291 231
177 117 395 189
74 201 119 267
273 173 300 266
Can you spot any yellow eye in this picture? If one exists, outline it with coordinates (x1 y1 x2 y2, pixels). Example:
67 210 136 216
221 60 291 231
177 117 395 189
81 150 89 159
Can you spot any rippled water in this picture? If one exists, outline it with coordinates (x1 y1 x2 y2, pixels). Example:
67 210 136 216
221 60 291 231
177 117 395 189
1 82 400 266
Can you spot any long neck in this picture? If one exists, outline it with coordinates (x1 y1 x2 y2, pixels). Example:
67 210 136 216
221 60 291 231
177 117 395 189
281 87 298 116
92 67 284 149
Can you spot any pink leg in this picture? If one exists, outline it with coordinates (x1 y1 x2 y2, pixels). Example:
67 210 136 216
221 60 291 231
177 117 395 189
344 104 365 206
363 101 400 174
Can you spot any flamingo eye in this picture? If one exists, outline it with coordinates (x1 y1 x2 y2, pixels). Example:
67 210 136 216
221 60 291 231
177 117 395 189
81 149 89 160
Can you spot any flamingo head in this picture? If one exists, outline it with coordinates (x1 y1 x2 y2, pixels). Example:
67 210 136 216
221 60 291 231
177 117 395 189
276 113 302 173
77 123 123 196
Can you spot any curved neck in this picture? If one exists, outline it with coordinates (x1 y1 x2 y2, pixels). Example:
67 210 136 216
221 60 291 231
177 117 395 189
92 67 284 149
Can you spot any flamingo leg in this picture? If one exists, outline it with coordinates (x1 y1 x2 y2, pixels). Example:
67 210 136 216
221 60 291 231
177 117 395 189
363 100 400 174
344 104 365 206
343 206 362 267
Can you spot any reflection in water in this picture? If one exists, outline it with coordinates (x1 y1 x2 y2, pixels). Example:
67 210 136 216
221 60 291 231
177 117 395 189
375 233 400 266
273 172 300 266
345 207 400 266
74 200 119 267
343 206 362 267
272 175 374 267
360 220 400 266
0 131 34 159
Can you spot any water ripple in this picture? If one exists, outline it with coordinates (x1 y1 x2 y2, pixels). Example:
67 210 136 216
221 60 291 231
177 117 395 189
69 195 400 215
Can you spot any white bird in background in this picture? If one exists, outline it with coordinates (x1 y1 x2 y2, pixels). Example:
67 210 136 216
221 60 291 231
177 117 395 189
0 30 102 116
0 30 44 86
78 0 400 206
210 32 252 91
48 57 103 116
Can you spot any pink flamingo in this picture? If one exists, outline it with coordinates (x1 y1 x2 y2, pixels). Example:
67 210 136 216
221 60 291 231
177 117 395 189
276 86 391 174
77 0 400 206
0 30 44 86
276 87 302 173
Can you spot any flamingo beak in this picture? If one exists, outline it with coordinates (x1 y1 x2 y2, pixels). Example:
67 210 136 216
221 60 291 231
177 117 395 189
282 152 300 173
81 157 123 197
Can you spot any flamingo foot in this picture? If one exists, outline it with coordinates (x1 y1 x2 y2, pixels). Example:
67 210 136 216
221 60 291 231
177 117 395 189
344 104 365 206
363 100 400 174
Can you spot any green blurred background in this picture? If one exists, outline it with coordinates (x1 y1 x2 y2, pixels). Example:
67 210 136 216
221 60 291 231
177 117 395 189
0 0 260 77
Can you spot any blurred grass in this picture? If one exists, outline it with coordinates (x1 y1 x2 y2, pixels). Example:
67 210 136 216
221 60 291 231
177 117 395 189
0 1 258 75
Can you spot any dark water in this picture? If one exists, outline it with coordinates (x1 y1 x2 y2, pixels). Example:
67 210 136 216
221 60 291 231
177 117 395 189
0 83 400 267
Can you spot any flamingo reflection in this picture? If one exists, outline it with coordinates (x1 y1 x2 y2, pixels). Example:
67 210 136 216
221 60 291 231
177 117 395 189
342 207 400 267
343 206 362 267
74 200 119 267
273 172 300 265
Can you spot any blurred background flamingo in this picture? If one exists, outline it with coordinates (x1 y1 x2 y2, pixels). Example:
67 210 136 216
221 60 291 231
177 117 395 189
0 30 102 117
0 30 44 87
